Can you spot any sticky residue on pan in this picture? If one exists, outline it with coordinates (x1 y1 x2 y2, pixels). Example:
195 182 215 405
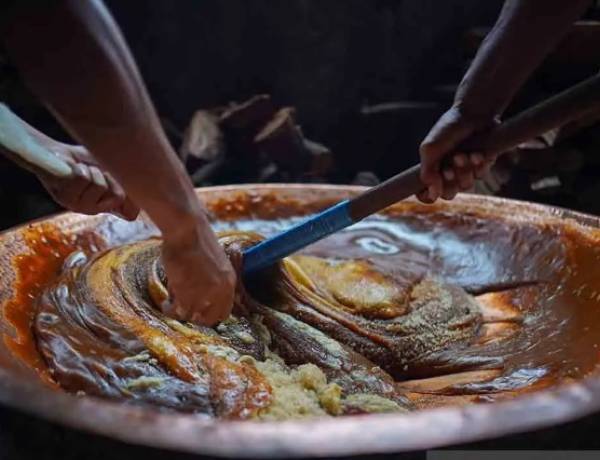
4 194 600 420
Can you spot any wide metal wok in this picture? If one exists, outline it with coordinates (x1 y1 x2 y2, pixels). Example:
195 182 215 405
1 184 600 458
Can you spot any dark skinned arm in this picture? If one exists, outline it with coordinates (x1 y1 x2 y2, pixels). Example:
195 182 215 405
419 0 592 202
0 0 235 326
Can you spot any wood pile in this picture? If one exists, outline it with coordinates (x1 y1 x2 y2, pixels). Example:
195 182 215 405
179 95 335 186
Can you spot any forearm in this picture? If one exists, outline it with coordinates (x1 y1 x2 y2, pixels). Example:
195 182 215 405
1 103 64 154
1 0 203 237
0 103 74 177
455 0 591 120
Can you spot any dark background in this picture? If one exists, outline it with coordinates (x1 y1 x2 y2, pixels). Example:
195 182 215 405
4 0 600 231
1 0 504 229
2 1 600 458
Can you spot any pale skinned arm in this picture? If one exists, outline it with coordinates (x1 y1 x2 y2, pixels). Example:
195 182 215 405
0 105 139 219
1 0 235 326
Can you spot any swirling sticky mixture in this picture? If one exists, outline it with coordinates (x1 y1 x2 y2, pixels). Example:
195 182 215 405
34 231 482 419
23 206 600 420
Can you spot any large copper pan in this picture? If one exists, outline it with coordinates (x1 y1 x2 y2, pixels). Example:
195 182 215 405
1 184 600 457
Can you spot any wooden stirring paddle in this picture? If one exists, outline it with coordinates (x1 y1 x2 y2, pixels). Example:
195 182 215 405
243 72 600 275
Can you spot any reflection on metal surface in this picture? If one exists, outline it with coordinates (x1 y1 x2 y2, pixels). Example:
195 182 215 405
0 185 600 457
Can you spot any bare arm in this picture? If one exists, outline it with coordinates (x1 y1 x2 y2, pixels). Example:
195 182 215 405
0 103 138 218
456 0 592 118
1 0 200 236
419 0 592 202
1 0 235 325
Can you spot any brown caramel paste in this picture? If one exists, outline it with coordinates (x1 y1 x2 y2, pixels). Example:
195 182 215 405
4 196 600 419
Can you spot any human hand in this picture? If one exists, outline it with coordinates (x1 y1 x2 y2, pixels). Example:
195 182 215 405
418 106 499 203
34 140 139 220
0 104 138 220
160 220 237 326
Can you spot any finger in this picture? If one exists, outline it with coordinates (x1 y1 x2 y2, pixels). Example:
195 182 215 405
95 200 140 223
78 167 108 208
98 197 139 221
452 153 468 168
87 167 123 213
104 174 125 200
421 114 472 162
416 178 441 203
417 189 434 204
449 152 476 190
118 198 140 221
194 311 223 328
179 280 235 326
420 111 474 186
185 300 213 326
94 196 122 213
453 167 471 190
68 145 94 164
474 162 490 179
442 168 455 182
164 285 213 324
194 301 231 327
89 166 108 190
468 153 486 180
481 160 495 176
52 163 90 203
58 154 77 168
456 168 475 191
73 162 91 182
419 143 443 190
470 152 485 167
419 138 442 185
441 181 459 201
69 163 92 200
104 174 139 220
426 182 441 203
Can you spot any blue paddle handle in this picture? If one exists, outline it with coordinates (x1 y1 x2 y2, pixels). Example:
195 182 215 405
242 200 354 275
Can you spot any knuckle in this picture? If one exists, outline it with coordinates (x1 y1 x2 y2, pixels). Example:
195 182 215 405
419 139 439 156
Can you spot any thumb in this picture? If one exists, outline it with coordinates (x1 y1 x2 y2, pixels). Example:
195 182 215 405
419 110 476 186
118 198 140 221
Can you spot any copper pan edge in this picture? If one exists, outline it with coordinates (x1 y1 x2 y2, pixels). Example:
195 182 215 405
0 183 599 458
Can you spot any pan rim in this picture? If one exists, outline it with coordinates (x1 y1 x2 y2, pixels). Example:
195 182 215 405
1 183 599 457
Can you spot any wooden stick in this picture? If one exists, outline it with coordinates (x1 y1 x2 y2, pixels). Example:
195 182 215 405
349 72 600 220
244 72 600 274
